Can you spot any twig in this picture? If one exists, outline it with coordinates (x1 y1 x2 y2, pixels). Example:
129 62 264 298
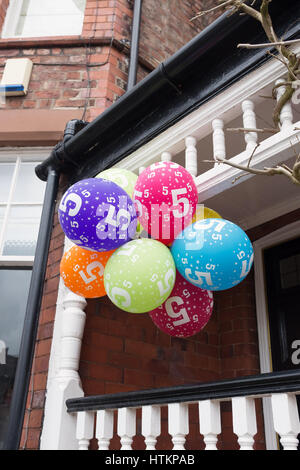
203 156 300 185
190 0 233 21
226 127 277 134
238 39 300 49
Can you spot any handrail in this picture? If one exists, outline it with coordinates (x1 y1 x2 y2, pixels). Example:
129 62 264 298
66 369 300 413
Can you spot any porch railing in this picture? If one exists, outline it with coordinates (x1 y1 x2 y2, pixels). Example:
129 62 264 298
66 369 300 451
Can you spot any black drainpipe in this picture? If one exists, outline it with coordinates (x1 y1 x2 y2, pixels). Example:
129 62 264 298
127 0 142 91
3 120 86 450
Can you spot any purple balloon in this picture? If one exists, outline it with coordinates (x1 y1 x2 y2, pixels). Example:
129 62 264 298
58 178 137 252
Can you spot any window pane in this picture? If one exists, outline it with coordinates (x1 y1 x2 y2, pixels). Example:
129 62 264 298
0 206 5 236
0 268 32 449
2 205 42 256
12 162 45 203
0 163 15 202
280 254 300 289
17 0 86 37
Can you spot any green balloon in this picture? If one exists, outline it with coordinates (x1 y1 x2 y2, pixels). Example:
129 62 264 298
96 168 138 199
104 239 176 313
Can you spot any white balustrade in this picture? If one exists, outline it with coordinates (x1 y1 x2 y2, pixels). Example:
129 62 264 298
199 399 221 450
168 402 189 450
76 411 94 450
275 79 293 130
212 119 226 166
117 407 136 450
142 405 161 450
232 396 257 450
96 409 114 450
242 100 258 151
185 136 197 177
271 393 300 450
69 388 300 451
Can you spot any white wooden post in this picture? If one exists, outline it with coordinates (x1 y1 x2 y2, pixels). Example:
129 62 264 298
212 119 226 166
76 411 94 450
275 79 293 130
40 283 87 450
185 136 197 177
242 100 258 151
199 400 221 450
168 403 189 450
117 408 136 450
232 397 257 450
142 405 161 450
271 393 300 450
96 409 114 450
161 151 172 162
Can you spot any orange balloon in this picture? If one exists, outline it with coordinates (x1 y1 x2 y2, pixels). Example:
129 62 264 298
60 245 115 298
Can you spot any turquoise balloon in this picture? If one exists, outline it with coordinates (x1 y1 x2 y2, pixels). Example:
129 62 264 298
104 238 176 313
171 218 254 291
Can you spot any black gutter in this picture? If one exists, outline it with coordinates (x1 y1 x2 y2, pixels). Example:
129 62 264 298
66 369 300 413
127 0 143 91
35 0 300 184
3 167 60 450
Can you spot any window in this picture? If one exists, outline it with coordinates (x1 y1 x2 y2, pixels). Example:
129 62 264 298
0 155 46 261
2 0 87 38
0 149 47 448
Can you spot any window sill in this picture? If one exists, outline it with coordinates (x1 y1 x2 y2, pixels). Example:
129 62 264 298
0 35 114 49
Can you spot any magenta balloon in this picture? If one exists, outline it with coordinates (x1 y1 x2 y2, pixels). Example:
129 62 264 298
133 161 198 245
148 271 214 338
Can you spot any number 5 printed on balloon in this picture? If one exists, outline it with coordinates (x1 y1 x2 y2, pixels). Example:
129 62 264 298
157 268 176 297
165 296 190 326
59 192 82 217
79 261 104 284
106 284 131 308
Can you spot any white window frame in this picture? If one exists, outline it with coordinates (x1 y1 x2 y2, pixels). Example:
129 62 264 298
254 219 300 450
1 0 86 39
0 147 52 266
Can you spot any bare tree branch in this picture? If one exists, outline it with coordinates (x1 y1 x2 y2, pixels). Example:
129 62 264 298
238 39 300 48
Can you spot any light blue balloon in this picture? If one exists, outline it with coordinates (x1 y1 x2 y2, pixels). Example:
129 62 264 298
171 218 254 291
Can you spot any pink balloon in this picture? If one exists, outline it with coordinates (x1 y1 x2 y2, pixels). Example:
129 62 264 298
133 161 198 245
148 271 214 338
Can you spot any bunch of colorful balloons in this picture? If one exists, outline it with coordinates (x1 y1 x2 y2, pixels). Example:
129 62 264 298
58 161 254 338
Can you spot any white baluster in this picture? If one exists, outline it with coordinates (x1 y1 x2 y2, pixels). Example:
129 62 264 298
271 393 300 450
242 100 258 151
168 403 189 450
232 397 257 450
199 400 221 450
161 151 172 162
76 411 94 450
60 291 87 378
212 119 226 166
142 405 161 450
185 136 197 177
275 78 293 130
96 409 114 450
117 408 136 450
